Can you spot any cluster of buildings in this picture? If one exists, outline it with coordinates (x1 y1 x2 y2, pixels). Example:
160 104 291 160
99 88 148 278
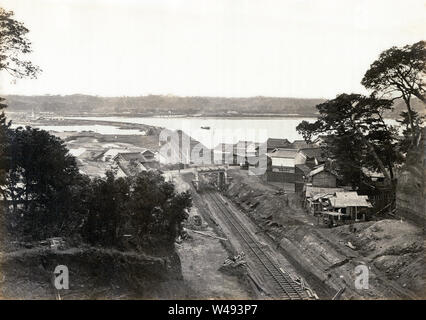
71 146 160 178
213 136 374 227
68 131 375 227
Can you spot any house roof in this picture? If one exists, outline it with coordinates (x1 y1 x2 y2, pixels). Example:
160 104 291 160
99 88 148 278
267 138 291 149
313 135 333 145
362 167 385 178
116 152 145 161
268 148 299 159
329 192 372 208
308 164 339 177
290 140 314 150
312 193 336 201
295 164 312 175
140 148 155 156
143 161 160 170
101 148 126 161
299 148 325 161
305 186 345 198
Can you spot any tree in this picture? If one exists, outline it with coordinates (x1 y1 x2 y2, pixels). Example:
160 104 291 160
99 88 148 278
361 41 425 143
82 170 191 252
128 171 191 250
295 120 321 143
1 7 40 244
0 7 40 79
296 94 402 189
5 127 81 238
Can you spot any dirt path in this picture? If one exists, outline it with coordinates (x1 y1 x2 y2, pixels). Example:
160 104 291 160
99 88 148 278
168 171 253 299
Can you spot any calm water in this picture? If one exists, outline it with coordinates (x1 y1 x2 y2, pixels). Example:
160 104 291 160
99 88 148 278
47 116 397 149
67 116 318 148
11 123 147 136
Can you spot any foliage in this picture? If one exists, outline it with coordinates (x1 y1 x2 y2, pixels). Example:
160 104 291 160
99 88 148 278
1 127 191 250
362 41 425 143
296 94 402 189
361 41 425 102
4 127 81 238
0 8 41 79
1 6 42 244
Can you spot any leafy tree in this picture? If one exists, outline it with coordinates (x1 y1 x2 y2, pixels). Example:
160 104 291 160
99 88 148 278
79 170 191 251
0 7 40 183
0 7 40 79
128 171 191 250
361 41 425 143
0 7 40 242
5 127 81 238
297 94 402 189
295 120 321 143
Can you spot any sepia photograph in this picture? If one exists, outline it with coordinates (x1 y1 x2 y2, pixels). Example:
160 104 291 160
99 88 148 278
0 0 425 307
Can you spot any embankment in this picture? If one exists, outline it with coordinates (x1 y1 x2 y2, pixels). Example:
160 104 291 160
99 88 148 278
225 169 424 299
0 246 188 299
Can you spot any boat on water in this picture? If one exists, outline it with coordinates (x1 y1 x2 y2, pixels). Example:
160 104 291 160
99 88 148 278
200 126 211 130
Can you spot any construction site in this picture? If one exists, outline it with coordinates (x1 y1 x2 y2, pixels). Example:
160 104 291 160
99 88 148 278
169 162 425 300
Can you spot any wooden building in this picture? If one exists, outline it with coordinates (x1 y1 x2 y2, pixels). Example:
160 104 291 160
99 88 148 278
307 164 338 188
298 147 326 167
328 192 372 221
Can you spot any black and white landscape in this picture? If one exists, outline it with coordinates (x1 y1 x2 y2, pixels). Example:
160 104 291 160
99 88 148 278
0 0 424 301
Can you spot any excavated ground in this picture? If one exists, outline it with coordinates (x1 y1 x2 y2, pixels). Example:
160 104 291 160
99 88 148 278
225 168 425 299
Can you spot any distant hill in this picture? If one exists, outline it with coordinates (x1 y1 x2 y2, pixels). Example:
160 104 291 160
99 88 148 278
1 94 423 118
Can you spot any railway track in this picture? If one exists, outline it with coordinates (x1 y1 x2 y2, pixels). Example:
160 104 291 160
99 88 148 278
205 191 309 300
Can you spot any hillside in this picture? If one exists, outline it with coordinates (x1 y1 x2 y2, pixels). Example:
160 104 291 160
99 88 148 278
2 94 324 116
2 94 423 118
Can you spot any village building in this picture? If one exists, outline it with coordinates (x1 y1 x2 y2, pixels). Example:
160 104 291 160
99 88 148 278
268 148 302 172
362 167 387 187
312 135 328 146
289 140 315 150
303 185 372 226
307 164 339 188
263 148 303 190
113 149 158 176
256 138 292 156
303 185 346 214
298 147 326 168
266 138 291 150
327 191 372 222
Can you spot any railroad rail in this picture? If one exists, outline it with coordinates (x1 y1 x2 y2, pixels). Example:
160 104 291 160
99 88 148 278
205 191 308 300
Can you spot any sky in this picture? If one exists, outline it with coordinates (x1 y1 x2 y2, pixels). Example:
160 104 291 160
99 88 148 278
0 0 425 98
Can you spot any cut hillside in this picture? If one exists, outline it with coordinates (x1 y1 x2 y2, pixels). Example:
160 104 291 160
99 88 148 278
224 168 425 299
